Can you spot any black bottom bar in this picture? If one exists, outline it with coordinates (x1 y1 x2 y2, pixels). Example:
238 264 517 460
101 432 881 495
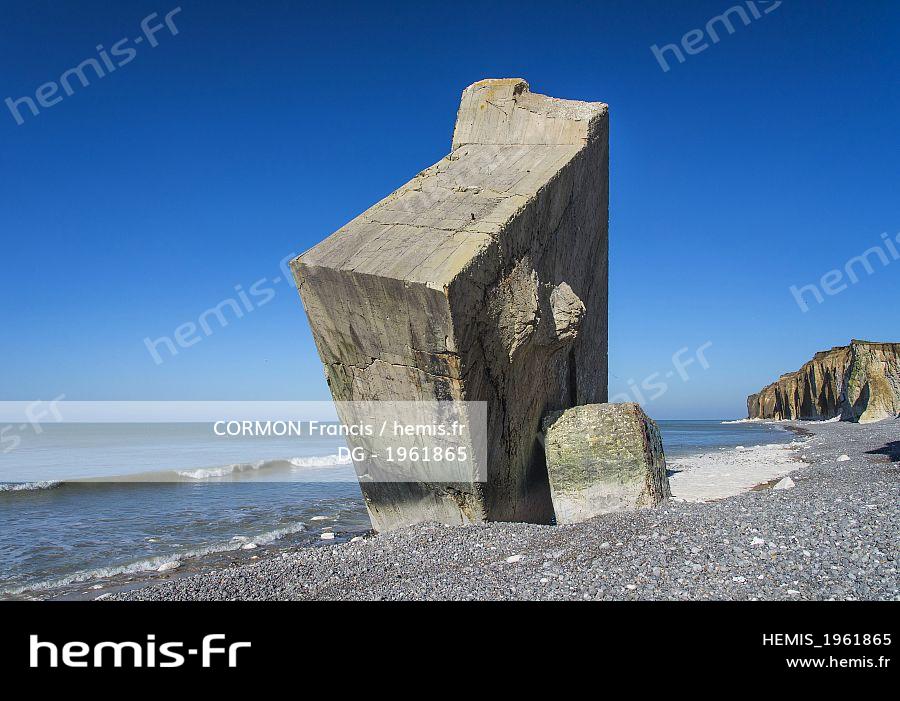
2 601 896 682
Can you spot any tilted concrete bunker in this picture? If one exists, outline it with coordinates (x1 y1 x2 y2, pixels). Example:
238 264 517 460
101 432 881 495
292 79 609 531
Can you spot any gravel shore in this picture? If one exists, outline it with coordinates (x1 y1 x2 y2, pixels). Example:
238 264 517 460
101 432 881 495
111 419 898 601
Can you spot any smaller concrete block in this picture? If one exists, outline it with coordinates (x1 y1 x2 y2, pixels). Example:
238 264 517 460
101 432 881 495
542 403 671 524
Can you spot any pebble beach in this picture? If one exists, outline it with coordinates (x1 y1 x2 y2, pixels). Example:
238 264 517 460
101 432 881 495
110 419 899 601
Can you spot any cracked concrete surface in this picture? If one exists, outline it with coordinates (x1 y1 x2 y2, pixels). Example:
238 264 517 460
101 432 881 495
292 79 609 531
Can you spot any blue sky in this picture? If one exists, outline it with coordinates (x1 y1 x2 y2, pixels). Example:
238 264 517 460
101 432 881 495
1 0 897 418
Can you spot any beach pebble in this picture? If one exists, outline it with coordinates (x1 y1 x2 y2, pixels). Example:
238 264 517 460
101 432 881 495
320 532 335 540
99 419 899 604
350 536 364 543
837 454 850 462
773 476 796 490
505 554 523 564
241 543 258 550
157 561 181 573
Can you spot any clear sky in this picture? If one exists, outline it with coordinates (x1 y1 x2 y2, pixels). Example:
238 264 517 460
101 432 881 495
1 0 897 419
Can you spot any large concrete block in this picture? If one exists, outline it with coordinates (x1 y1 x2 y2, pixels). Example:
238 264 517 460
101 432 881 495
292 79 609 531
542 403 671 524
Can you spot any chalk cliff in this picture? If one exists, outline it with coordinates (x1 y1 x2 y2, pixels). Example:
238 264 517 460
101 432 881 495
292 79 609 531
747 340 900 423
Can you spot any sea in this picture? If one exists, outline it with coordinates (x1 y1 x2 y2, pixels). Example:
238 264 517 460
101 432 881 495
0 419 793 599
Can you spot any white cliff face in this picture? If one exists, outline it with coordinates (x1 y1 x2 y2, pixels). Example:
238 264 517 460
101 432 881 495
748 340 900 424
292 79 609 531
847 342 900 423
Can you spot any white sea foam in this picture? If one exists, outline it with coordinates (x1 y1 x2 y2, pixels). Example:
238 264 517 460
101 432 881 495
721 418 794 425
1 521 309 596
0 480 61 492
176 460 267 480
725 416 842 425
668 439 809 503
174 453 350 480
289 454 352 468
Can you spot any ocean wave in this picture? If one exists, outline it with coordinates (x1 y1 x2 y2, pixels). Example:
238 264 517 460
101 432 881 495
289 454 352 468
1 521 309 596
175 453 351 480
0 481 61 493
1 453 353 487
176 459 269 480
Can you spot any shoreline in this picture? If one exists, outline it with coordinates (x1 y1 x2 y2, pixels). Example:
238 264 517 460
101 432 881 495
6 523 369 602
668 426 809 503
102 418 898 601
8 421 783 601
